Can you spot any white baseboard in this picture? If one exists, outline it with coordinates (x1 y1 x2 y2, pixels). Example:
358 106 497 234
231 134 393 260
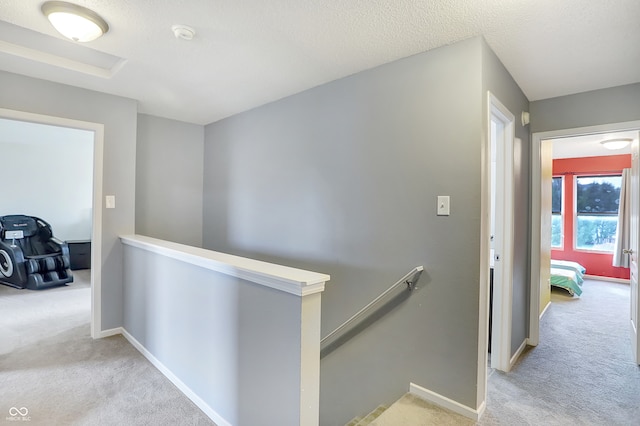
509 339 527 368
120 328 231 426
409 382 484 421
584 274 630 284
539 300 551 319
97 327 124 338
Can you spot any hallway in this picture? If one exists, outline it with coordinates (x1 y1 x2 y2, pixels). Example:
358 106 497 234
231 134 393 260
483 279 640 425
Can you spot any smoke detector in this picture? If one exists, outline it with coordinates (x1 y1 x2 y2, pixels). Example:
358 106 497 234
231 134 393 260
172 24 195 40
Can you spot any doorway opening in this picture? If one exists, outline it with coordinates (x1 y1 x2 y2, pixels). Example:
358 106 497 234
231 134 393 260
530 121 640 359
0 108 104 337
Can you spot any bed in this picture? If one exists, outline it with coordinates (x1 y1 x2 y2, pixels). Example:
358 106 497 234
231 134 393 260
550 259 586 296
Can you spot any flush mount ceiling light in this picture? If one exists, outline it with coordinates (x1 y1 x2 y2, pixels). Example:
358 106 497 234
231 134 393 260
600 138 632 150
41 1 109 42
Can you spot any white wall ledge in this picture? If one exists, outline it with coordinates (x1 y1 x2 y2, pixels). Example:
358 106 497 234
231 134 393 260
120 234 329 296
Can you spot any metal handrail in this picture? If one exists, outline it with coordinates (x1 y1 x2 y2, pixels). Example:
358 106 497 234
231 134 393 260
320 266 424 358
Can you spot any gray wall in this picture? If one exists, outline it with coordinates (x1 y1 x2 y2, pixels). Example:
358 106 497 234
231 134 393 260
122 244 307 426
136 114 204 246
0 70 137 330
530 83 640 133
481 41 531 355
203 37 486 423
0 118 93 241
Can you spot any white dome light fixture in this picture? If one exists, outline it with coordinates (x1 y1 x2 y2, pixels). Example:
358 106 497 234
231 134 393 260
600 138 632 150
41 1 109 42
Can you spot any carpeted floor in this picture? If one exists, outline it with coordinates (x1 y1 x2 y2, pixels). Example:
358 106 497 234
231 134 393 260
371 279 640 425
0 270 215 426
480 279 640 425
3 275 639 425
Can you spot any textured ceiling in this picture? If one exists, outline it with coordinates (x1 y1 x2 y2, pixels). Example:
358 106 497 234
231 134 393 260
0 0 639 125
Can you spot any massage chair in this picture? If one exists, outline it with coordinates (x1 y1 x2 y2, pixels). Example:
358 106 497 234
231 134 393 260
0 215 73 290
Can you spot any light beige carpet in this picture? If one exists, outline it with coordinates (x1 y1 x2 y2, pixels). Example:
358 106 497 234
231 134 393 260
370 393 474 426
0 270 215 425
368 279 640 426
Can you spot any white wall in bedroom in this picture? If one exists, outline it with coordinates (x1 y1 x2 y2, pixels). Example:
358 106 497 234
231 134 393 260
0 117 93 241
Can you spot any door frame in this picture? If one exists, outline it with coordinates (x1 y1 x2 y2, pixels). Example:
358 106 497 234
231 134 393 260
530 120 640 345
629 132 639 364
486 93 516 372
0 108 104 338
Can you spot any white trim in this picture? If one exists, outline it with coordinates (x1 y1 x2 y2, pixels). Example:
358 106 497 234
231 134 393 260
97 327 123 338
584 275 630 284
475 261 489 411
509 339 527 368
0 108 103 339
530 120 640 347
300 293 322 426
477 99 491 411
91 125 104 339
539 300 551 319
487 93 516 373
409 382 484 421
121 328 232 426
120 234 329 296
529 134 542 347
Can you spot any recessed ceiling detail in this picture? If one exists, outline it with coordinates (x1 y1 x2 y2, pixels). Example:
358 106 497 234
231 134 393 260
0 21 125 78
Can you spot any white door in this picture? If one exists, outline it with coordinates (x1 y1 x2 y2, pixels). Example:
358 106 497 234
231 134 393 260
488 93 515 372
629 133 640 364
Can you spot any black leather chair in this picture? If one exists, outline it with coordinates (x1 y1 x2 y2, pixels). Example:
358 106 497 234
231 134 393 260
0 215 73 290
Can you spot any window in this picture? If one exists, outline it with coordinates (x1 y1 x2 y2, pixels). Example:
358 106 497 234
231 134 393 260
551 176 563 248
575 175 622 252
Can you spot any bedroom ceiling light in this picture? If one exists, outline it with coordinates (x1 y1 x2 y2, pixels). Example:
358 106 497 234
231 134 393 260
600 138 632 150
41 1 109 42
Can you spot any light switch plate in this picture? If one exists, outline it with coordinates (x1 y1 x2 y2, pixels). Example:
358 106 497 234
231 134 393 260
437 196 450 216
106 195 116 209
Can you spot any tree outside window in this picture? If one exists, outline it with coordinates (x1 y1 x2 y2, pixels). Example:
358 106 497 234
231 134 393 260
575 175 621 252
551 176 563 248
